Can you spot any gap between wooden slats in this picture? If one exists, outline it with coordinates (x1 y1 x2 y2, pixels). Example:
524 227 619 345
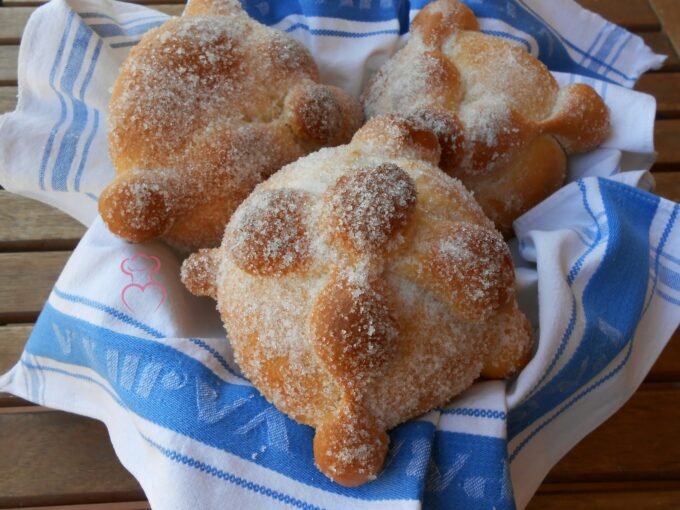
528 488 680 509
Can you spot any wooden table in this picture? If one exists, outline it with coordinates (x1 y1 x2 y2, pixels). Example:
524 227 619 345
0 0 679 508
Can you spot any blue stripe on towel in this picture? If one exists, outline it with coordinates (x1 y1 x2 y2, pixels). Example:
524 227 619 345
51 23 96 191
52 286 246 380
80 12 168 26
25 303 436 500
657 289 680 306
424 431 514 510
142 435 328 510
38 11 75 190
508 180 659 441
659 263 680 292
74 108 100 191
284 24 400 38
519 181 602 404
644 204 679 312
239 0 408 26
87 21 166 38
586 25 626 74
441 408 507 420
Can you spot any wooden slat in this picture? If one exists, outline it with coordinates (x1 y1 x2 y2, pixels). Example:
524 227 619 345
0 410 144 508
647 327 680 382
0 394 33 407
545 388 680 483
0 7 32 45
636 73 680 118
0 5 184 45
529 489 680 509
0 325 31 373
650 0 680 56
0 192 85 250
0 86 17 114
0 46 19 86
0 325 32 407
654 119 680 167
0 405 52 414
578 0 660 31
0 252 70 323
653 172 680 202
639 32 680 72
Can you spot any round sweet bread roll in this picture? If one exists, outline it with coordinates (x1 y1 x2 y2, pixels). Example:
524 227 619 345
100 0 363 251
181 116 534 486
362 0 610 235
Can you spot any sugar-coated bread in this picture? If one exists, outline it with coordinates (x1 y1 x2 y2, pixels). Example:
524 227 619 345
100 0 363 251
362 0 610 234
181 116 534 486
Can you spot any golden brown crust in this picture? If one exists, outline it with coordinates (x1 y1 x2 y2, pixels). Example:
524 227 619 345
184 0 242 16
407 108 465 174
313 407 389 486
351 114 441 165
424 222 514 322
180 248 219 298
99 172 173 243
324 163 417 255
465 134 567 234
411 0 480 46
181 116 534 486
310 271 396 390
101 0 363 251
226 189 310 276
481 300 534 379
362 0 610 234
543 83 611 154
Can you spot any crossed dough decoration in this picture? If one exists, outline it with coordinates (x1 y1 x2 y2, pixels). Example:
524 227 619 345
181 116 534 486
99 0 363 251
363 0 610 234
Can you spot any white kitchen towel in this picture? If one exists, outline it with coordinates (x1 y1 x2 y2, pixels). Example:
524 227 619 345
0 0 678 509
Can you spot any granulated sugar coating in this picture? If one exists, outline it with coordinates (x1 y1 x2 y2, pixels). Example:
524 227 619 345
363 0 610 235
100 0 363 251
181 116 534 487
